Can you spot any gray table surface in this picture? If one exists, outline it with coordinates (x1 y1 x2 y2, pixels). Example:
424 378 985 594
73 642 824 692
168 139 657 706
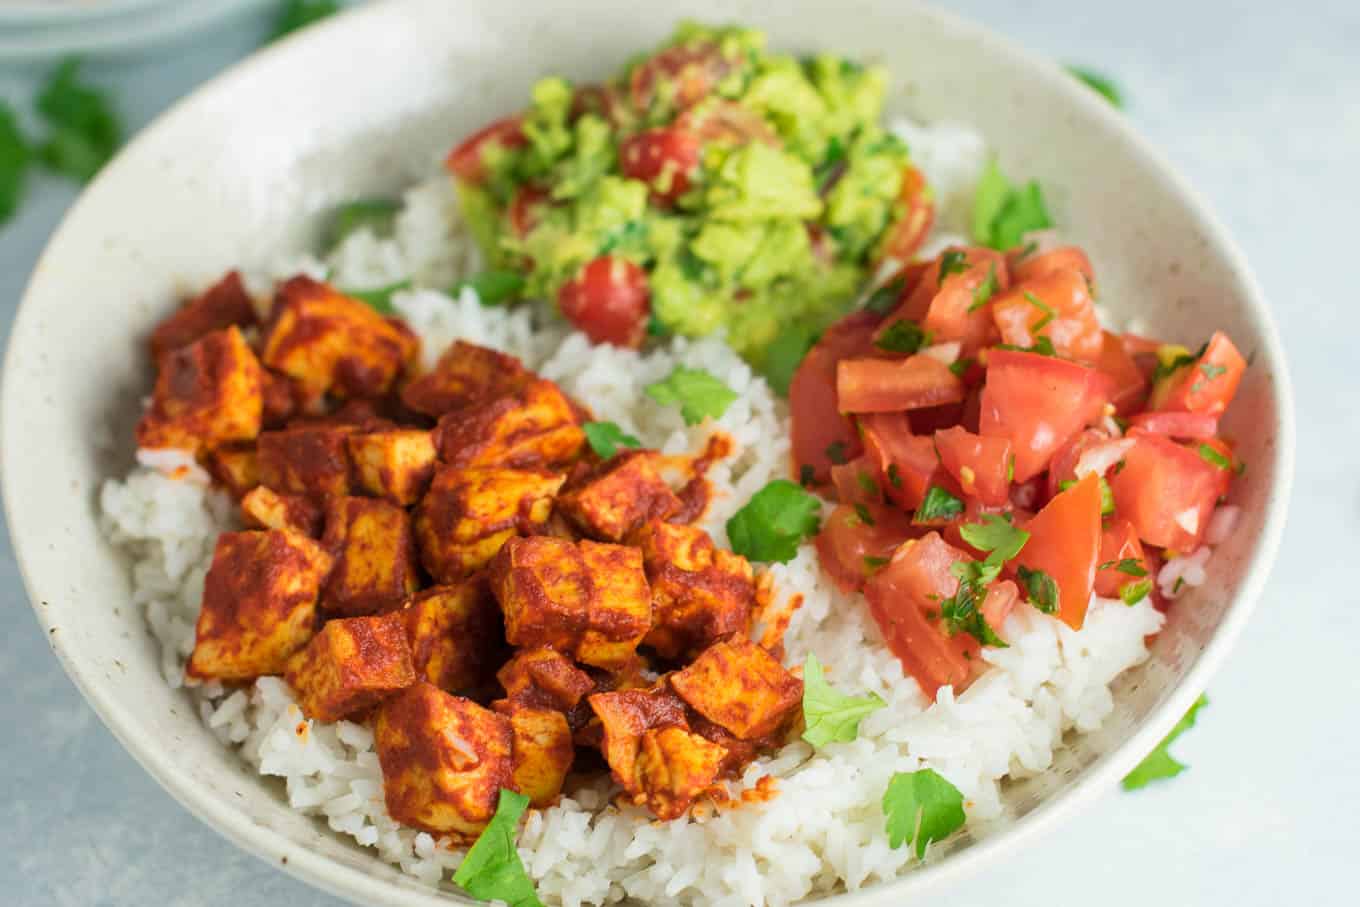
1 1 1353 904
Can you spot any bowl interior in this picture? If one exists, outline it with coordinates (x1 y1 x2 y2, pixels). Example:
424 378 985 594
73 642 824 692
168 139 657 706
2 0 1292 904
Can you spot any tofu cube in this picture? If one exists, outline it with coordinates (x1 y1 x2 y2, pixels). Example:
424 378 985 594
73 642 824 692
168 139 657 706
149 270 258 360
347 428 437 505
630 520 755 659
587 687 689 798
489 537 652 671
500 705 574 808
136 326 264 455
321 496 421 616
496 646 595 712
435 379 585 470
262 369 304 428
240 486 323 537
285 611 416 721
375 683 513 838
557 451 681 541
186 529 333 682
401 339 533 418
260 275 418 401
257 423 356 499
413 466 563 584
207 443 260 498
635 726 728 820
669 636 803 741
402 578 506 694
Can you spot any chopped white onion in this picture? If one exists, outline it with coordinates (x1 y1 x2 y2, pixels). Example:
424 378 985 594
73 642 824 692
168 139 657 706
1173 507 1200 536
1074 438 1135 479
920 341 962 365
136 447 211 485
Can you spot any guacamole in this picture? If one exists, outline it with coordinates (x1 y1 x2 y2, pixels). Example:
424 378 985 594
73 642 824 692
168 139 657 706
445 22 919 378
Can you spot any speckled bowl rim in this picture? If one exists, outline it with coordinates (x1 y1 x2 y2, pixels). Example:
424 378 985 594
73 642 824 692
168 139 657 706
2 1 1294 905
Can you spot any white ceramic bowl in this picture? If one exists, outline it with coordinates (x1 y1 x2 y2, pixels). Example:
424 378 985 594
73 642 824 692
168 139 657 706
1 1 1294 904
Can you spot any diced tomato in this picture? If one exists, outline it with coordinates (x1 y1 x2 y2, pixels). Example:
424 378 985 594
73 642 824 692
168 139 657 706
887 247 1009 355
1107 431 1226 550
815 503 922 593
934 426 1013 506
443 116 527 184
1094 519 1150 599
618 127 702 206
790 311 880 484
556 256 650 348
1127 410 1220 440
630 42 734 113
837 355 965 414
1013 472 1103 629
859 412 941 511
1120 332 1164 358
507 184 549 238
863 533 976 698
1010 246 1095 286
991 268 1103 362
1044 428 1127 500
981 579 1020 633
830 456 883 507
909 401 966 435
877 165 935 264
674 100 780 147
1150 331 1247 416
1199 437 1240 483
979 349 1111 483
1095 330 1148 414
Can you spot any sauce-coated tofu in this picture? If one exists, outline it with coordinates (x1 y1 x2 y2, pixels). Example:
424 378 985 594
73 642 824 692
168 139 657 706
499 704 574 808
136 326 264 455
261 276 418 401
630 520 754 659
670 636 802 741
435 379 585 470
401 340 533 418
375 683 513 838
489 537 652 671
496 647 595 712
285 611 415 721
402 579 506 694
321 496 420 616
414 466 563 584
587 686 690 798
257 423 356 499
240 485 323 537
557 451 681 542
635 726 727 820
207 443 260 498
186 529 333 682
348 428 436 505
149 270 257 360
261 369 304 428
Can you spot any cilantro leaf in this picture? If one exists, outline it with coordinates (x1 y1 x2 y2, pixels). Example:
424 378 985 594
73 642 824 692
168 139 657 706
761 323 821 396
1024 290 1055 331
327 197 400 248
914 486 964 523
875 319 929 355
799 464 816 487
582 421 641 459
971 158 1053 251
937 249 969 285
824 440 849 465
646 366 738 426
1099 557 1148 577
1122 695 1208 791
863 555 890 571
1199 362 1227 381
853 502 876 526
1016 565 1059 614
34 58 122 184
882 768 967 858
452 789 542 907
342 280 410 315
968 262 998 312
0 101 31 225
939 575 1007 646
726 479 822 563
270 0 342 41
1066 65 1125 109
958 513 1029 562
801 653 886 748
948 357 974 377
1119 578 1152 606
863 275 907 315
453 269 526 306
1197 443 1233 470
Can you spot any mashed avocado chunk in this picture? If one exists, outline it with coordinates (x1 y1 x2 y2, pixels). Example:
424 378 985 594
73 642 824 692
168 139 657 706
446 21 924 382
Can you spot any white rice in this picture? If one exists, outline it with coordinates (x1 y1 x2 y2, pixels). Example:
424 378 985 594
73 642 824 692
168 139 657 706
98 117 1181 906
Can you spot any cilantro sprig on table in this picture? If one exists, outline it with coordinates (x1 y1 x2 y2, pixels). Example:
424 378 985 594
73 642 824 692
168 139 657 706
1122 695 1208 791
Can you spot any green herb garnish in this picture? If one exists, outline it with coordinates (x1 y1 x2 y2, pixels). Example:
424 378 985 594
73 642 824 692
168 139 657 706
958 513 1029 561
801 653 886 748
645 366 738 426
886 463 903 488
825 440 849 465
1197 444 1233 470
971 158 1053 251
726 479 822 563
938 249 969 285
1099 557 1148 577
799 464 816 487
1119 579 1153 606
452 789 543 907
1066 65 1125 108
453 269 527 306
327 198 400 247
0 102 30 225
582 421 641 459
875 319 930 355
270 0 342 41
914 486 964 523
864 275 907 315
948 358 974 377
883 769 967 858
939 577 1007 646
342 280 411 315
1122 695 1208 791
854 502 876 526
34 58 121 183
762 324 821 396
968 262 998 311
1024 290 1056 331
1016 565 1059 614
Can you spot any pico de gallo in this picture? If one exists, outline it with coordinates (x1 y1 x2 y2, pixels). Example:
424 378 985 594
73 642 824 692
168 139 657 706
793 243 1247 698
440 22 932 380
